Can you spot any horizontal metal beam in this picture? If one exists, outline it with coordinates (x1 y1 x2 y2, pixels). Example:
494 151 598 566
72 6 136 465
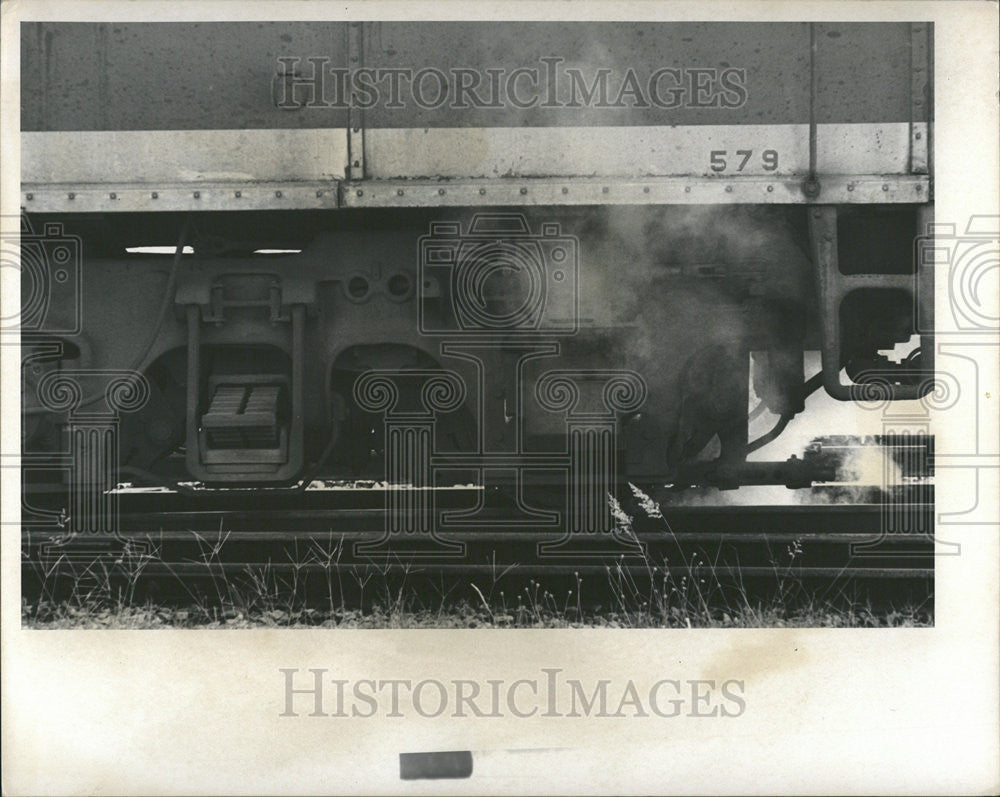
20 181 340 213
21 174 929 214
341 175 930 208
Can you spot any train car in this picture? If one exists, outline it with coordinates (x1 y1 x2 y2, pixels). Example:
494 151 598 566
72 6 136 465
16 21 934 562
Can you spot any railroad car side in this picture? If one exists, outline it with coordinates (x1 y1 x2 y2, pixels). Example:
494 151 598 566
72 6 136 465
17 21 934 500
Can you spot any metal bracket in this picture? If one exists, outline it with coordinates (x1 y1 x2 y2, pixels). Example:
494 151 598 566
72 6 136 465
204 276 288 324
347 22 366 180
185 304 305 482
809 205 935 401
804 21 821 199
910 22 931 175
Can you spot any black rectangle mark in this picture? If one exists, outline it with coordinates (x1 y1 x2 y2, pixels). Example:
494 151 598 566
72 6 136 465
399 750 474 780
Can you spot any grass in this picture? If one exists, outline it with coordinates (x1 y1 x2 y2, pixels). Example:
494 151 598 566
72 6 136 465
21 486 933 629
23 598 929 629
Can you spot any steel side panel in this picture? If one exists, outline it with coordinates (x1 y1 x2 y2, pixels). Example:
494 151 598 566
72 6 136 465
20 20 928 211
21 21 922 131
20 21 351 132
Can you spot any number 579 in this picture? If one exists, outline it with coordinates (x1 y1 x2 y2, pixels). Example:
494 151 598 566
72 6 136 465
710 150 779 172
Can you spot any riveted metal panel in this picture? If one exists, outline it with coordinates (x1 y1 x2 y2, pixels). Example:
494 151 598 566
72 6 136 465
20 181 340 213
339 175 928 208
20 21 350 131
20 174 927 213
23 21 919 132
19 21 930 211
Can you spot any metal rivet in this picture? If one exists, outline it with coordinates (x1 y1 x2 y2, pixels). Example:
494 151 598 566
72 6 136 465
561 187 569 194
275 190 283 198
356 189 364 197
438 188 446 195
110 192 117 199
882 184 889 191
397 189 405 196
643 186 650 194
479 188 486 195
234 190 241 198
725 185 734 193
68 192 75 200
847 184 854 192
151 191 159 199
916 184 923 192
25 193 33 200
520 187 528 195
684 186 691 193
193 191 200 199
316 190 324 197
766 185 773 192
914 132 922 140
602 187 609 194
352 127 360 133
353 160 360 168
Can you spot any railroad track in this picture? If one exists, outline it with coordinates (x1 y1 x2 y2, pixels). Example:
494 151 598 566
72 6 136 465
21 487 935 588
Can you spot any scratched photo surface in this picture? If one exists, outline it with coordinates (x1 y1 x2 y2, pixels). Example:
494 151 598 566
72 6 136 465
11 18 942 629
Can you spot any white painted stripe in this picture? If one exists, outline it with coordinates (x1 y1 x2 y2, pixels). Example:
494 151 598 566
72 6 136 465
21 129 349 185
365 124 913 179
21 124 915 189
20 124 927 212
